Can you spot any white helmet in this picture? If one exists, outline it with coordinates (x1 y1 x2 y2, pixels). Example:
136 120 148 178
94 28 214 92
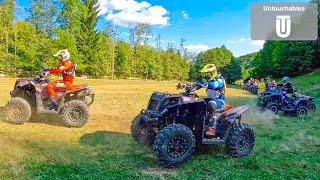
53 49 70 61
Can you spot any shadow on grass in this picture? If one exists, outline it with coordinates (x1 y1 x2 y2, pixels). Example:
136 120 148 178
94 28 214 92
29 114 66 127
0 106 66 127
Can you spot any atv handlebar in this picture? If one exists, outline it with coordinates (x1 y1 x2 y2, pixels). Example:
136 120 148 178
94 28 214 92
177 82 202 93
39 67 50 78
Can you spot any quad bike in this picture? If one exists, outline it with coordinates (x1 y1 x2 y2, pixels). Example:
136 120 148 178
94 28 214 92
242 76 251 90
257 85 316 116
249 84 258 95
131 91 255 167
4 68 94 128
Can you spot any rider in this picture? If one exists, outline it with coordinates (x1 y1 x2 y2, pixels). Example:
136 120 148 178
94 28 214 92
42 49 76 103
258 78 266 94
196 64 226 137
281 76 294 102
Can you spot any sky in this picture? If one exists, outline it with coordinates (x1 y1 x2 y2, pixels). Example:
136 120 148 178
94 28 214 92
16 0 309 57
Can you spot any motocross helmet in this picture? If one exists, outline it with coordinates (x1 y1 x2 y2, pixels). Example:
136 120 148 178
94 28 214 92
281 76 289 85
53 49 70 62
200 64 217 81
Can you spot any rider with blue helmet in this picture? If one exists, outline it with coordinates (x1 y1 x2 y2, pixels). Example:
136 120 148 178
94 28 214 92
281 76 294 100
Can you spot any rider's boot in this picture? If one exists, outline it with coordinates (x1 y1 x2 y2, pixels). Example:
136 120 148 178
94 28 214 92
48 96 59 110
206 113 217 137
206 101 218 137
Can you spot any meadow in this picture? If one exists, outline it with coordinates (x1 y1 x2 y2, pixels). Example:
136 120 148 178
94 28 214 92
0 75 319 179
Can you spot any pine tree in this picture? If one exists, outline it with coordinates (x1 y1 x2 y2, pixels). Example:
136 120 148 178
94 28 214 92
77 0 104 77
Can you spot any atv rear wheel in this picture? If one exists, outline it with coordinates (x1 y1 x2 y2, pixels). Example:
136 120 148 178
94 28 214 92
60 100 89 128
131 114 155 147
296 106 308 117
227 123 255 157
267 102 279 114
153 124 195 167
308 103 316 113
4 97 31 125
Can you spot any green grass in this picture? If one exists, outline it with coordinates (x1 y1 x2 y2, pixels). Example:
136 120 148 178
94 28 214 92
0 72 319 179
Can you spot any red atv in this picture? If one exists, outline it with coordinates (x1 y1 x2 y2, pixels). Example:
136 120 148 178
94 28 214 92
4 68 94 128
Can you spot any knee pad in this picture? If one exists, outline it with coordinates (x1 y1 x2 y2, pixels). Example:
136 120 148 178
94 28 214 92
208 101 217 111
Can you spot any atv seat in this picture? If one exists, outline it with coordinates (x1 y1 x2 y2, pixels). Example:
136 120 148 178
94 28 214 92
54 84 88 93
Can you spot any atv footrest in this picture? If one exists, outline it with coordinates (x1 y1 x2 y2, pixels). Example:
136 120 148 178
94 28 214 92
202 138 225 145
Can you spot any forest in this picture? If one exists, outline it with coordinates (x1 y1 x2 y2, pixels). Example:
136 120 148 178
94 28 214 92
0 0 319 83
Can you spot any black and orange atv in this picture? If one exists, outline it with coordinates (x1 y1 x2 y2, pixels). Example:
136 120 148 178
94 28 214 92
4 68 94 128
131 91 255 167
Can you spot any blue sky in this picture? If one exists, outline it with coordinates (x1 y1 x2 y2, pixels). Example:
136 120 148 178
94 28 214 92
16 0 309 57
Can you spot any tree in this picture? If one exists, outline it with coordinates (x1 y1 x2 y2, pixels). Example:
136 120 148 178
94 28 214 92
28 0 57 37
115 41 132 79
0 0 15 71
77 0 104 77
220 58 242 84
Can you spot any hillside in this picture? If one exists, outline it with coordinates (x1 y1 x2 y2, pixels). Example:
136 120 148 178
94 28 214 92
289 69 320 102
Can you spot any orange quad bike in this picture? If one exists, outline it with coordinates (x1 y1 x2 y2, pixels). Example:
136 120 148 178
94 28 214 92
4 68 94 128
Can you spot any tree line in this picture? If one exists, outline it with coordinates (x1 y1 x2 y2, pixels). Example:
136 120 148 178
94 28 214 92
0 0 191 80
2 0 317 83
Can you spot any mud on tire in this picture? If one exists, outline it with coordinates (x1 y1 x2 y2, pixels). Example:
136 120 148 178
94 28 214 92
4 97 31 125
60 100 89 128
153 124 195 167
227 123 255 157
131 115 155 147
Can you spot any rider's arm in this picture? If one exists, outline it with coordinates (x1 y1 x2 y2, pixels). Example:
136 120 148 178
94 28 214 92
195 79 207 88
49 61 72 74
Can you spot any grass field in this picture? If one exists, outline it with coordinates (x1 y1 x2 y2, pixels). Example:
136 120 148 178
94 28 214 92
0 75 319 179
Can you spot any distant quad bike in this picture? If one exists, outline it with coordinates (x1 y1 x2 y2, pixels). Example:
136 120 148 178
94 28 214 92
257 85 316 116
249 85 258 95
131 91 255 167
4 68 94 128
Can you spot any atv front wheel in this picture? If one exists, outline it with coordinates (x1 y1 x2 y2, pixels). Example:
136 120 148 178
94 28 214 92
153 124 195 167
60 100 89 128
131 114 156 146
308 103 316 113
296 106 308 117
227 123 255 157
267 102 279 114
4 97 31 125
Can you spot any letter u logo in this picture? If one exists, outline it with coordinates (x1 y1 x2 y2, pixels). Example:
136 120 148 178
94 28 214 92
276 15 291 38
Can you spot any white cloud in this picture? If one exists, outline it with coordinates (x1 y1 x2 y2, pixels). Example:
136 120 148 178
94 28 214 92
240 38 246 42
98 0 150 14
99 0 169 27
182 10 189 19
227 40 236 43
250 40 265 47
185 44 209 53
121 32 129 36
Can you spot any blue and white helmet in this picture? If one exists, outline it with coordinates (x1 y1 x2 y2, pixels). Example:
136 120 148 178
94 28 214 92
281 76 289 84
